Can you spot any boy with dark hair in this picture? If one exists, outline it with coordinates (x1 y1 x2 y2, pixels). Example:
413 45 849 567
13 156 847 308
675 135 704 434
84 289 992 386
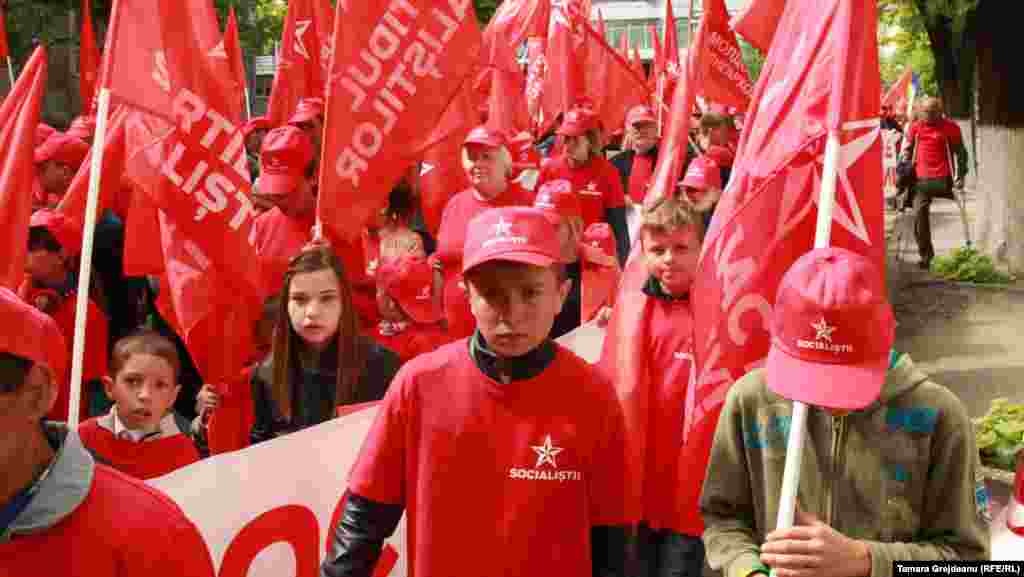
322 206 631 577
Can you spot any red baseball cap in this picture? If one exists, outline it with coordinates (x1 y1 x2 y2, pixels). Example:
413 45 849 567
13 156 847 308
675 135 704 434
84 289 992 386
681 155 722 191
462 207 561 274
258 126 314 197
0 286 67 384
66 116 96 142
376 255 441 324
626 105 656 127
242 116 272 138
463 125 507 149
533 179 582 224
767 247 896 410
581 222 617 265
30 208 83 257
288 97 325 125
36 123 57 147
34 133 90 168
557 107 599 137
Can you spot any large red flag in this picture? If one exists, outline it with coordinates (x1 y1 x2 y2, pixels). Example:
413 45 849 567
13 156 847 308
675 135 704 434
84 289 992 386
883 67 913 112
265 0 327 127
692 0 883 452
317 0 482 247
224 6 248 119
482 0 550 62
57 106 130 228
102 0 261 385
728 0 785 55
79 0 101 113
541 0 588 133
660 0 681 114
696 0 753 111
0 47 46 289
648 24 663 97
582 18 650 138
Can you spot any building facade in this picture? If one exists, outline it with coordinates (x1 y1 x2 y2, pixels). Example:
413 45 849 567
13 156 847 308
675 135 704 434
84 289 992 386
591 0 749 61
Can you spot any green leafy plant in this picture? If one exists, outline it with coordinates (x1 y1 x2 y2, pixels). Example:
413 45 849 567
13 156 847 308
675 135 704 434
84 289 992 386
974 398 1024 471
930 246 1011 284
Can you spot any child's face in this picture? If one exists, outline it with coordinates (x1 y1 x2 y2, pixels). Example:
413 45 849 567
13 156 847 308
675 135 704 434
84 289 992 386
465 261 570 358
103 353 180 432
376 288 407 323
288 268 342 351
25 248 66 287
642 226 700 297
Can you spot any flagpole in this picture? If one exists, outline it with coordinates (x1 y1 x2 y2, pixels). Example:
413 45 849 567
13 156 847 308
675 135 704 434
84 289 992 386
66 87 110 428
244 85 252 120
771 129 841 565
6 58 13 86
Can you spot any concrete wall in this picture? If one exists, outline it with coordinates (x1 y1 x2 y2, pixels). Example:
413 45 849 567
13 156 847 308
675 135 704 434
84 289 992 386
974 124 1024 274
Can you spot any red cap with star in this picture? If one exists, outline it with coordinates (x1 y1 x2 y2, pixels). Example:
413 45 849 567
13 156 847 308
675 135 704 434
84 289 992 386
462 207 561 274
376 255 441 324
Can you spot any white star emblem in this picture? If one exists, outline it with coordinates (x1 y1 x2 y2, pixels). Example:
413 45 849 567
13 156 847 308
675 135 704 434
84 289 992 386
812 317 836 342
209 40 228 59
294 19 312 60
492 217 513 237
531 435 563 469
420 162 435 176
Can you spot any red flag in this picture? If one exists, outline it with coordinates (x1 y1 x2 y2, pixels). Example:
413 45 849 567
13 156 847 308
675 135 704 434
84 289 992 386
660 0 681 112
692 0 884 451
0 47 46 290
317 0 482 246
729 0 786 54
0 4 9 62
648 24 663 97
224 7 248 118
265 0 327 127
582 18 650 137
79 0 101 113
695 0 753 111
482 0 550 62
57 106 130 228
883 67 912 112
524 36 546 133
541 0 588 133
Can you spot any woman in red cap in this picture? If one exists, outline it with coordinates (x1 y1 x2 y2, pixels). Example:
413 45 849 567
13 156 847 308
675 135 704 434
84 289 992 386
431 125 533 341
535 107 631 266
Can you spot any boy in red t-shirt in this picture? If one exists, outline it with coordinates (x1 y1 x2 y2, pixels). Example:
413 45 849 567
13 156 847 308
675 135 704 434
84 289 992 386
372 255 447 363
78 330 200 480
599 193 710 576
322 207 631 577
22 208 109 423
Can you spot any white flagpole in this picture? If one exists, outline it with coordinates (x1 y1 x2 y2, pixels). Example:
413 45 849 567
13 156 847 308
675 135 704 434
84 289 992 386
66 87 111 428
770 128 841 559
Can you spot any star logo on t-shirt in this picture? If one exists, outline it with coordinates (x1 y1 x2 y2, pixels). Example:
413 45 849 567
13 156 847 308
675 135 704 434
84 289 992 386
492 217 514 238
532 435 563 469
812 317 836 343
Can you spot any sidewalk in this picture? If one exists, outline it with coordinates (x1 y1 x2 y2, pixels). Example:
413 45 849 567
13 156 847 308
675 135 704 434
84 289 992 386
885 186 978 286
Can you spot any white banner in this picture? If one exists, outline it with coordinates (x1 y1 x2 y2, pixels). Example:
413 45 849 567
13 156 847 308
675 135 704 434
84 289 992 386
148 405 408 577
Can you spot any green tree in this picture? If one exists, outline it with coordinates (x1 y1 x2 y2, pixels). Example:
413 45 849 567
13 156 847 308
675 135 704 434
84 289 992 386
473 0 500 25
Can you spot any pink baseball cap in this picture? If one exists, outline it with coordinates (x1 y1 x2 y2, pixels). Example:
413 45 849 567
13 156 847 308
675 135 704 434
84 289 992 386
767 247 895 410
0 286 67 384
34 133 90 168
258 126 314 197
376 255 441 324
288 97 325 125
580 222 617 267
36 123 57 147
533 179 582 224
626 105 656 127
557 107 599 137
681 155 722 191
463 125 507 149
462 207 561 274
30 208 83 257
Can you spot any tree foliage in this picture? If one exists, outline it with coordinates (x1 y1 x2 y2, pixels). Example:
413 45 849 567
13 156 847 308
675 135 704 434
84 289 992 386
473 0 500 25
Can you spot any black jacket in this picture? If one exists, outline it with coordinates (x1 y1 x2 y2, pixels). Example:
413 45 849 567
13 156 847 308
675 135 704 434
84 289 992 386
250 336 400 444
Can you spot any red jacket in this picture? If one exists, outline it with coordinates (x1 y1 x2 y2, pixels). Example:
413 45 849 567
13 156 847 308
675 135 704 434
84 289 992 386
78 414 201 480
907 119 963 180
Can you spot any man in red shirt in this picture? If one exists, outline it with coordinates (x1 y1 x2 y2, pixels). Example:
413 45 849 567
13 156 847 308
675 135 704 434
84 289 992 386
322 207 631 577
536 107 631 266
0 287 214 576
252 126 318 297
901 97 968 269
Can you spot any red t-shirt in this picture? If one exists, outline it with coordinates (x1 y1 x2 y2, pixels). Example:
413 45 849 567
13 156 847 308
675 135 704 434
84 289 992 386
434 185 533 340
48 294 109 423
78 419 201 480
0 464 215 577
643 298 702 535
535 154 627 228
907 119 963 180
253 207 314 298
370 323 449 364
349 341 630 577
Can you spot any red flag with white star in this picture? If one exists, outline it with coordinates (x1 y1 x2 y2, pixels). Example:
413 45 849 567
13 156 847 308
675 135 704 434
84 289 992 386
541 0 588 133
695 0 753 111
690 0 883 465
265 0 326 127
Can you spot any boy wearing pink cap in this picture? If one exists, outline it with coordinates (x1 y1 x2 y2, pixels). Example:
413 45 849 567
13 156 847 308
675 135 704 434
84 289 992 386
371 255 447 364
0 287 213 576
700 248 989 577
323 207 631 577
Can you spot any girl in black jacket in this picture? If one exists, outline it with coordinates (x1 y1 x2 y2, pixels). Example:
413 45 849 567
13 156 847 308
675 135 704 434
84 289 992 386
250 242 400 444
